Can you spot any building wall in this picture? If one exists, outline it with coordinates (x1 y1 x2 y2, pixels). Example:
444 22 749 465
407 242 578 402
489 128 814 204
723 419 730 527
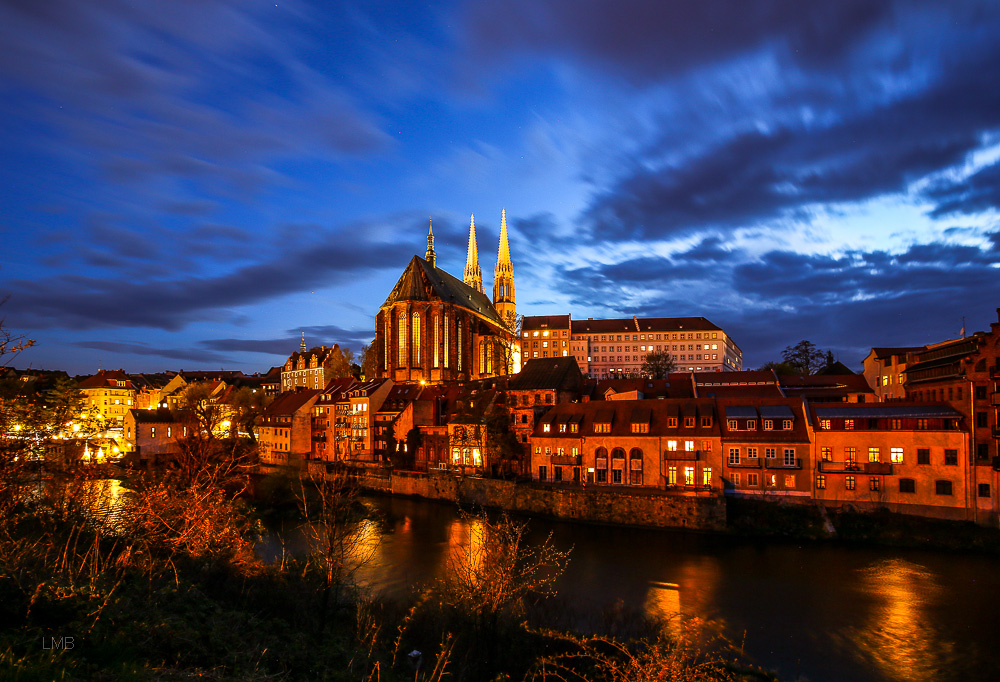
812 427 972 521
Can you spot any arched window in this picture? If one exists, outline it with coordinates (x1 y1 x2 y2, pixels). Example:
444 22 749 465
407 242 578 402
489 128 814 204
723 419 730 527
443 313 450 368
595 447 608 483
433 315 440 368
384 314 390 369
457 319 463 371
629 447 643 459
398 314 407 366
479 340 486 375
412 312 421 364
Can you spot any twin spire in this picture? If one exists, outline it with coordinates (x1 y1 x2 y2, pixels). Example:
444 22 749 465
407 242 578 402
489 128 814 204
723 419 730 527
422 210 516 329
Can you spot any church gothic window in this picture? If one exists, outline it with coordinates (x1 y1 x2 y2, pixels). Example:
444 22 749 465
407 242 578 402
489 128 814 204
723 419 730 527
444 313 449 368
412 312 421 364
398 315 407 366
433 315 440 368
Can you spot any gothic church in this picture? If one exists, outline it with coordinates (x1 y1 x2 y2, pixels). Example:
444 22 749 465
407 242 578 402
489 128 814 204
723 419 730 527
376 211 518 383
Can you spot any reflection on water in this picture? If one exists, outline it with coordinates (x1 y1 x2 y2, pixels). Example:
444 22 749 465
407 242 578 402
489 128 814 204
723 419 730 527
842 559 960 682
261 496 1000 682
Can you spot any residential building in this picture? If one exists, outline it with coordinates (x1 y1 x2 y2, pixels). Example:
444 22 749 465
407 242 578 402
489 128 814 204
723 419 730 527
811 403 972 521
256 389 321 467
520 314 742 378
719 399 812 498
530 398 723 489
862 347 923 401
904 309 1000 475
124 408 192 465
77 369 135 432
281 339 351 392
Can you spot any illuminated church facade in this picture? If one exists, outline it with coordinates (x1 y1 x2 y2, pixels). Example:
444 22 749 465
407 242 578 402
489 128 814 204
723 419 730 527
376 211 519 383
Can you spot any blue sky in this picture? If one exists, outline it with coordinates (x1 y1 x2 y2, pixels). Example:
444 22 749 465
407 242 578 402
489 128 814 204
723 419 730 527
2 0 999 375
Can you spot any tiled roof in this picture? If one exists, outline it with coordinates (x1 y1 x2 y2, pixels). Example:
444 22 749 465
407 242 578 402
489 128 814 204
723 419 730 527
508 357 582 391
129 408 183 424
871 347 923 360
522 315 571 330
382 256 505 328
78 369 132 389
813 404 963 419
570 316 721 334
262 389 320 416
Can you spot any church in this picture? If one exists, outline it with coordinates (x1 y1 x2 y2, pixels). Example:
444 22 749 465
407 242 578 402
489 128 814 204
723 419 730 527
376 211 518 383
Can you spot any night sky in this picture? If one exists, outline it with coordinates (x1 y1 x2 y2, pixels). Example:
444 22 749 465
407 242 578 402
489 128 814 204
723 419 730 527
3 0 999 376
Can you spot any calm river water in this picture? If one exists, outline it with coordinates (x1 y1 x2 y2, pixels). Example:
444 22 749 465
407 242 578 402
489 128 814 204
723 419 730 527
263 495 1000 682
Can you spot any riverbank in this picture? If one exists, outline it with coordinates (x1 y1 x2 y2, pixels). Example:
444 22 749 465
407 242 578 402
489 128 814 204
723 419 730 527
343 466 1000 555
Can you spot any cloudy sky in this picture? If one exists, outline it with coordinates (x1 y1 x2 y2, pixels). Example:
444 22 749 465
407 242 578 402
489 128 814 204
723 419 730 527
2 0 999 375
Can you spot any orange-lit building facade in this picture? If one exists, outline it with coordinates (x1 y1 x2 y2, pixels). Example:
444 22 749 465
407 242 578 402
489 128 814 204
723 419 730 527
810 404 972 521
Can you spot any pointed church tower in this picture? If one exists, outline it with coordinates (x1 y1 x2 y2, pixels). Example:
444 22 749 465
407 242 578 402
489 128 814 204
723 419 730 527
492 208 516 331
463 214 484 294
300 332 307 353
425 219 436 268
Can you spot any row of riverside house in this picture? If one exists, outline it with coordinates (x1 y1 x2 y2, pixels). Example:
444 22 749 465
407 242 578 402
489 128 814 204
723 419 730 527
523 359 976 522
253 308 1000 526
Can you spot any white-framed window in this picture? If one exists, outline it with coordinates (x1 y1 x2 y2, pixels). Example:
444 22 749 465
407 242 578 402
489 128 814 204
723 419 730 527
728 447 740 465
763 419 773 430
890 447 904 463
782 419 792 430
783 448 796 466
747 447 758 458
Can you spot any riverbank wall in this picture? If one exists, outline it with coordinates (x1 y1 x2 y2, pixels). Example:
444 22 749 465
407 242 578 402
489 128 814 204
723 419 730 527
350 468 726 531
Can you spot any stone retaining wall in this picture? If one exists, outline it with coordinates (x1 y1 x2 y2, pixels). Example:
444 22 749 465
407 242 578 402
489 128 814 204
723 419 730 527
357 469 726 531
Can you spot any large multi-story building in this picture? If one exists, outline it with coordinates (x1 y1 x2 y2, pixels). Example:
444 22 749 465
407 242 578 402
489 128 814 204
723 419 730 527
376 215 517 384
520 315 742 377
280 338 351 392
862 347 923 402
78 369 135 432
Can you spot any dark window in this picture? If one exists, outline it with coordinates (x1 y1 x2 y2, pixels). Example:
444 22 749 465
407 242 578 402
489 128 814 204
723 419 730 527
554 467 562 482
978 483 991 498
976 412 988 428
935 480 953 496
975 386 987 400
944 449 958 466
978 443 990 461
538 466 547 481
917 448 930 465
899 478 915 493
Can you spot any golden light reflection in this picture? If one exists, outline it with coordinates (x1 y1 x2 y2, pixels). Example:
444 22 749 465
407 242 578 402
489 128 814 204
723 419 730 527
844 558 959 682
645 581 683 638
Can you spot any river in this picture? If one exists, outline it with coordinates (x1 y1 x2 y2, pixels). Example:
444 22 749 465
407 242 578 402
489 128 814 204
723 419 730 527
262 494 1000 682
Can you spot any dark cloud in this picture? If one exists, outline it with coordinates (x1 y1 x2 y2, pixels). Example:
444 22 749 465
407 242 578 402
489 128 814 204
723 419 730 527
199 325 373 356
925 162 1000 217
5 234 416 331
73 341 226 364
0 0 390 199
463 0 901 83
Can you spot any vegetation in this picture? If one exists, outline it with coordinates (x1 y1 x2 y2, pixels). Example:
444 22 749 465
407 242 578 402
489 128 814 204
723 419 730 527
641 349 678 379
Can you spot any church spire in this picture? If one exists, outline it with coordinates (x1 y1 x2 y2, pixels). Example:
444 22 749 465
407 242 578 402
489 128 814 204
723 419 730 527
300 332 306 353
492 208 516 331
425 218 436 268
463 214 484 293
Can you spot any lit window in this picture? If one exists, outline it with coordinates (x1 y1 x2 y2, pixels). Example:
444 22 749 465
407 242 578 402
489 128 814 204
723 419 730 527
890 447 903 463
846 476 856 491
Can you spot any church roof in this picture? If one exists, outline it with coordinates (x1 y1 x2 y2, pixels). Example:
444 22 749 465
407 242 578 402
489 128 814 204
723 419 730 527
382 255 505 328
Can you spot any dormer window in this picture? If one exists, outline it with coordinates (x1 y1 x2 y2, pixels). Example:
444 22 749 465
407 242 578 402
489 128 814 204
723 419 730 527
542 424 551 433
727 419 737 430
782 419 792 430
747 420 756 431
763 419 773 430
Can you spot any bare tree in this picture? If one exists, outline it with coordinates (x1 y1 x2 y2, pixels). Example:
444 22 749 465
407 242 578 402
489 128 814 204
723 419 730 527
0 296 34 367
297 470 378 630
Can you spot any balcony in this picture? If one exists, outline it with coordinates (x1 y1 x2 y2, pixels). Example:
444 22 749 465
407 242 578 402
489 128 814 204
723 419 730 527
994 425 1000 439
991 392 1000 406
765 457 802 470
818 460 863 473
551 455 582 466
727 459 762 468
864 462 894 475
990 367 1000 380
